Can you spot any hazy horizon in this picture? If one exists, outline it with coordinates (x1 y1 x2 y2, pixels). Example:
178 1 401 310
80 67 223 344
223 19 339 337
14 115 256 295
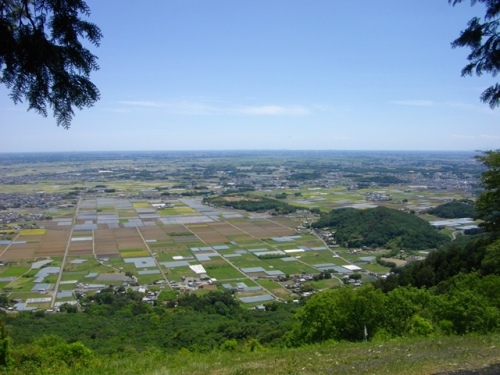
0 149 482 155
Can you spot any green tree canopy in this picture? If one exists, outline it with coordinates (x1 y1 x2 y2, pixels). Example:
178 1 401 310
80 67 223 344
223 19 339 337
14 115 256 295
450 0 500 108
313 206 449 250
475 150 500 232
427 199 476 219
286 285 385 345
0 0 101 128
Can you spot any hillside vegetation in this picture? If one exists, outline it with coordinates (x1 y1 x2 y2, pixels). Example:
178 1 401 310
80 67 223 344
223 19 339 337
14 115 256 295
427 199 476 218
5 291 297 354
313 206 450 249
5 334 499 375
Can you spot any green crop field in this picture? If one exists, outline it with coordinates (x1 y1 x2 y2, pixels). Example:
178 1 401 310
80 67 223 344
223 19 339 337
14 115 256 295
0 266 30 277
204 264 244 280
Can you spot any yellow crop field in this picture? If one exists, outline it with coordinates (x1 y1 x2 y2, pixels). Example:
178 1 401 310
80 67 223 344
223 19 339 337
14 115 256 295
133 202 150 208
20 229 47 236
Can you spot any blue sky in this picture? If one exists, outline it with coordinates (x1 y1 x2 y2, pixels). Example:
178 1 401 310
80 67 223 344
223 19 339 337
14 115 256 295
1 0 499 152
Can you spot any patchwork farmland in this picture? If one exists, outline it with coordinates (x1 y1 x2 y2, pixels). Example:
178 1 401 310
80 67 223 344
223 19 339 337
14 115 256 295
0 197 365 310
0 150 480 311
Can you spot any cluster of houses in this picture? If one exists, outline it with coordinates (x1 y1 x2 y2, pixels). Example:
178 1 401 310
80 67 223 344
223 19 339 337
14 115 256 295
0 192 68 211
0 212 52 225
365 192 392 202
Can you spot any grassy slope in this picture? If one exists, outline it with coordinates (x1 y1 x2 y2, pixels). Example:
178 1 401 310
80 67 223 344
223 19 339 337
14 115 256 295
66 334 500 375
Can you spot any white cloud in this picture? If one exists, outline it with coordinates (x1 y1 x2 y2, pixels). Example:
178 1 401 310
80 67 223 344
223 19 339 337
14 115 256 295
116 100 312 116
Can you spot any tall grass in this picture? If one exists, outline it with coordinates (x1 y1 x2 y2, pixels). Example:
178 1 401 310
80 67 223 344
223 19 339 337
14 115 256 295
57 333 500 375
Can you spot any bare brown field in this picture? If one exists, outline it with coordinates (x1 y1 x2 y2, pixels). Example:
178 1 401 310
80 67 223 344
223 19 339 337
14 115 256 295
138 226 171 242
37 244 66 257
36 230 70 256
209 222 245 236
233 222 270 238
187 225 227 244
69 240 93 256
38 232 68 250
250 220 294 237
1 244 37 260
93 229 119 256
114 228 147 251
229 219 296 238
162 224 190 234
15 235 44 243
197 234 227 244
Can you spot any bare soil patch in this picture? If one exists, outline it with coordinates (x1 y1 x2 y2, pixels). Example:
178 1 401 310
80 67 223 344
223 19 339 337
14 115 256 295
209 222 245 236
93 229 119 255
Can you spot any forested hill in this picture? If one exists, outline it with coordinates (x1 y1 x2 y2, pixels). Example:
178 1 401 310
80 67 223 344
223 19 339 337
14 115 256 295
203 194 297 214
427 199 476 218
313 206 450 250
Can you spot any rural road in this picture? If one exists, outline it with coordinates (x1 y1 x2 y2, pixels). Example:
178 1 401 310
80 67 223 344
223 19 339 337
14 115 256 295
51 197 81 308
